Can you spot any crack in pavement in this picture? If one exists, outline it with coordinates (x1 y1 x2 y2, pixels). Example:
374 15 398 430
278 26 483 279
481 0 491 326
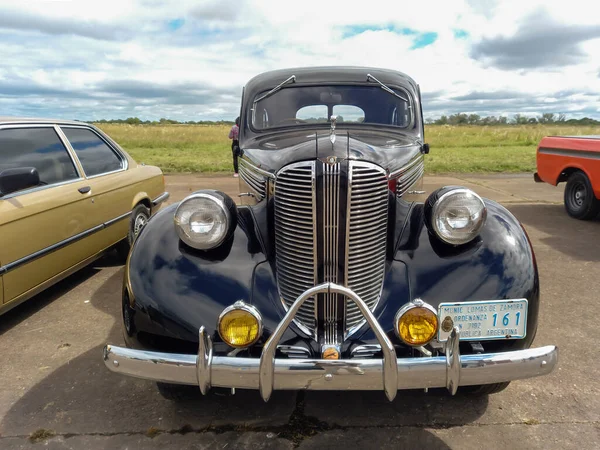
4 418 600 448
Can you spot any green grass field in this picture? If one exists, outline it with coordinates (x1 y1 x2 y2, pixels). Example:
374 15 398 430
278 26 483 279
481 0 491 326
96 123 600 174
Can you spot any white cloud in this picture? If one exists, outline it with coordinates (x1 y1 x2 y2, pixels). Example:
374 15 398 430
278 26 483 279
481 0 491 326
0 0 598 121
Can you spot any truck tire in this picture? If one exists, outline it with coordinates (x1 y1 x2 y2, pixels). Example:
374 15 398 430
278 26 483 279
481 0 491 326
564 171 600 220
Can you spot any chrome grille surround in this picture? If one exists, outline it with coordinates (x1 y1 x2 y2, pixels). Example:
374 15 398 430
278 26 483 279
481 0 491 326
274 159 389 339
274 161 317 334
345 161 389 335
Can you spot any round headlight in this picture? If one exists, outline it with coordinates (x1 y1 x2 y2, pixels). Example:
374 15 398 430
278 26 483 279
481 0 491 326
174 192 234 250
429 187 486 245
218 302 262 348
395 300 438 346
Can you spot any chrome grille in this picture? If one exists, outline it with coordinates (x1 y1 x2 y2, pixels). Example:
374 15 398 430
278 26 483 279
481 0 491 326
274 162 317 330
345 161 389 331
323 162 340 345
274 160 389 337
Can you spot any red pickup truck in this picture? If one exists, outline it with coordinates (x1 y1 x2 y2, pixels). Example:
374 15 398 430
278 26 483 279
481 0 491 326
535 135 600 220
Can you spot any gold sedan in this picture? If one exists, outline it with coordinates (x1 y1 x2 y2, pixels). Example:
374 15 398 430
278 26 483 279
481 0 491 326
0 117 168 315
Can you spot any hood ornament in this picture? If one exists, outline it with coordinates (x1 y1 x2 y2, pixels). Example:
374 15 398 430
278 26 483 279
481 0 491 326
329 115 337 144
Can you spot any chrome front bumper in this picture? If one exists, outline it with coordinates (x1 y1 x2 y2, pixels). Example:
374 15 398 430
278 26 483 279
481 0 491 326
103 283 558 401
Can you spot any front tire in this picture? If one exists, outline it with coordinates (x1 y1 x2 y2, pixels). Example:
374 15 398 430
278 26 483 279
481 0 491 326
459 381 510 396
156 382 200 401
564 171 600 220
116 203 151 260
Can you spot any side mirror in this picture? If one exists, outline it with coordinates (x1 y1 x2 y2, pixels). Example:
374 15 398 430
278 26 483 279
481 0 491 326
0 167 40 197
421 143 430 154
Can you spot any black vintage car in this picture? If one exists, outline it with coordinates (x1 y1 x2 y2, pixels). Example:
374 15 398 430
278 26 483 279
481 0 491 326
103 67 557 401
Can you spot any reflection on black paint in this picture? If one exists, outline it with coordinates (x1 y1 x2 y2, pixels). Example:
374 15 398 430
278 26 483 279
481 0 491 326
124 193 539 356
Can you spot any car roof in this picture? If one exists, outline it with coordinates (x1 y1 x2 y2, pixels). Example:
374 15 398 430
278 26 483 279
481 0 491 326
0 116 90 126
243 66 420 102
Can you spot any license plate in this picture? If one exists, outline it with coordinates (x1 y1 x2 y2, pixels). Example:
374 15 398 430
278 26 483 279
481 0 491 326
437 299 528 342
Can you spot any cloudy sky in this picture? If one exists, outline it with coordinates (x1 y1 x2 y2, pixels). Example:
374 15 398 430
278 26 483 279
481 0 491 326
1 0 599 122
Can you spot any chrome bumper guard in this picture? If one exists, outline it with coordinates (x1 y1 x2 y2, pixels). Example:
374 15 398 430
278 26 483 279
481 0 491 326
103 283 558 401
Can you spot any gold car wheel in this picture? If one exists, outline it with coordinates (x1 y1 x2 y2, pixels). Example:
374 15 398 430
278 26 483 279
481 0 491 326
133 213 148 237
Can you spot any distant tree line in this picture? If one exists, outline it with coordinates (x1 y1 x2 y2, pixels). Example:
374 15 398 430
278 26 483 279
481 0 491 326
91 117 235 125
426 113 600 126
89 113 600 126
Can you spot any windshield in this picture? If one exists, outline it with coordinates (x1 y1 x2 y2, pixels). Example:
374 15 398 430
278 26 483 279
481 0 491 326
251 85 412 130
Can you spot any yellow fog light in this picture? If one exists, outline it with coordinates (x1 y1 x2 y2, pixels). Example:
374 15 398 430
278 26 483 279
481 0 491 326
395 300 438 346
218 301 262 348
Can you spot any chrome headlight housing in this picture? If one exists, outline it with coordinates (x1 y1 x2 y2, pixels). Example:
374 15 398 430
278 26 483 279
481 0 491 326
425 187 487 245
174 191 236 250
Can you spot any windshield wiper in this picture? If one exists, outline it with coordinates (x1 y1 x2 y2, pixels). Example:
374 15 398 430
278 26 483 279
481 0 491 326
253 75 296 104
366 73 409 104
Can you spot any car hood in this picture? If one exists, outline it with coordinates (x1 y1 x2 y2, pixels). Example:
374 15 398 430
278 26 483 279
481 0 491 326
242 129 422 174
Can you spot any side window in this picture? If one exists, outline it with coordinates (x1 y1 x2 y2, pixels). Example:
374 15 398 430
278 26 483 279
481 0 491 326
61 127 124 177
0 127 79 186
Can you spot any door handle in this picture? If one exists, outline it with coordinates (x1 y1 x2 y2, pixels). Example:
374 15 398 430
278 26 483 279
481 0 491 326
78 186 91 194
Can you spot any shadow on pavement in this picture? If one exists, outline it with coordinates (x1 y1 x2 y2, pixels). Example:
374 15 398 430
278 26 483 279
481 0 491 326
0 268 100 335
0 250 123 334
507 203 600 262
2 251 487 445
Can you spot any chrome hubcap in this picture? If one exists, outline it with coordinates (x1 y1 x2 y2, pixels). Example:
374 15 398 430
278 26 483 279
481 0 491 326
134 213 148 236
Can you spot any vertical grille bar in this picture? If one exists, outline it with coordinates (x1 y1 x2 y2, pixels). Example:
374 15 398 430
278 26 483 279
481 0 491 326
322 162 340 345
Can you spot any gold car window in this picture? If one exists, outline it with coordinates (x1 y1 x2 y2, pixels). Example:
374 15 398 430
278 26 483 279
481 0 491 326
62 127 124 177
0 127 79 185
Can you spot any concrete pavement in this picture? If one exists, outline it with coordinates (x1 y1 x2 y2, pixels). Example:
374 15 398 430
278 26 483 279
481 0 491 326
1 173 598 449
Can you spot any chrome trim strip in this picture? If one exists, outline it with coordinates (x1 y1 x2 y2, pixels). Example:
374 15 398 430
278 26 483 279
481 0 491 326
277 345 311 358
239 157 276 179
388 153 424 179
350 344 382 358
104 211 132 228
538 147 600 160
152 192 170 206
0 211 131 275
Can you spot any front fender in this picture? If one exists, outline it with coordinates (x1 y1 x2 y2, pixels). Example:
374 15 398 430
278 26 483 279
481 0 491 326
124 203 270 352
387 199 540 351
124 197 539 356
